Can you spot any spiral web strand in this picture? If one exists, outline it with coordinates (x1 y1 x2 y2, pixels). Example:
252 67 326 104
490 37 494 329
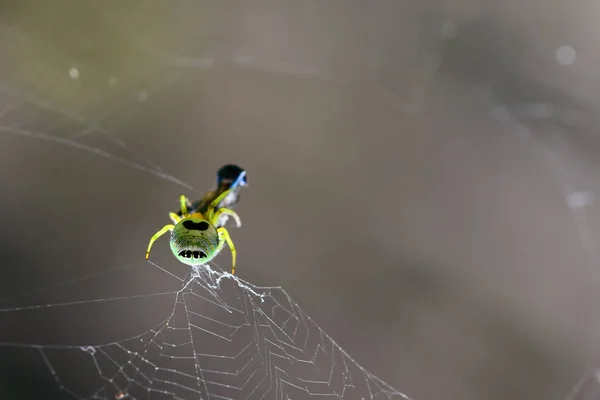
0 24 410 400
4 15 600 400
1 267 408 400
489 99 600 400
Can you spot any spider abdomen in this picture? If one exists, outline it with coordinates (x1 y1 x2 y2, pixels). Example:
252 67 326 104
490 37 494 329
169 217 220 266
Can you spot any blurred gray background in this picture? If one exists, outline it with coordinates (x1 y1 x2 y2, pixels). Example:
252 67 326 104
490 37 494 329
2 1 600 399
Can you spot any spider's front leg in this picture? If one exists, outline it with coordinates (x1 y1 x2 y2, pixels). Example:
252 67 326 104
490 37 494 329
209 188 234 210
217 227 237 275
146 224 174 260
169 212 182 224
180 194 192 217
212 208 242 228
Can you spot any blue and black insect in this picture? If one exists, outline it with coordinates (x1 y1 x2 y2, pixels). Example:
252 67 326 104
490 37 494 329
175 164 248 228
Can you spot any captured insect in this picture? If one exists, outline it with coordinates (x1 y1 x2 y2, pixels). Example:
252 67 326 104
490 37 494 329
146 188 241 274
175 164 248 228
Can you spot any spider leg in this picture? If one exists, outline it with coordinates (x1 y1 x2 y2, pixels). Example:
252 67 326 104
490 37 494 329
217 227 237 275
205 189 234 221
212 208 241 228
209 188 233 210
169 212 182 224
180 195 192 217
175 198 194 217
145 224 174 260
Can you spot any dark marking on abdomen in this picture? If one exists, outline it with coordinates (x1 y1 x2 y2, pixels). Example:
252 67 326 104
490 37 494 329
183 220 210 231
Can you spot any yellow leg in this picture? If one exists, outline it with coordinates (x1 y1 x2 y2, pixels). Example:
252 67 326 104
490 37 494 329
209 188 233 210
206 189 235 222
145 224 174 260
169 212 182 224
212 208 241 227
217 227 237 275
180 195 191 217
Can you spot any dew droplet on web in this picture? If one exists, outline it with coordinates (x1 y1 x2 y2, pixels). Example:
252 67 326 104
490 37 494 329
566 191 594 210
556 45 576 66
137 90 149 102
68 66 80 80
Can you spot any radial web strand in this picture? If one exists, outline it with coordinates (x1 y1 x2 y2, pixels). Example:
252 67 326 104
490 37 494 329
0 24 410 400
1 266 410 400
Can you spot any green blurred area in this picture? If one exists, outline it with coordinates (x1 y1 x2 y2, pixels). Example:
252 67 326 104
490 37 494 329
0 1 181 119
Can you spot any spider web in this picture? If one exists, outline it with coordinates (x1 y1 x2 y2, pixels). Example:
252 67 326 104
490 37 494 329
488 99 600 400
1 267 407 400
4 12 600 400
0 22 410 400
564 370 600 400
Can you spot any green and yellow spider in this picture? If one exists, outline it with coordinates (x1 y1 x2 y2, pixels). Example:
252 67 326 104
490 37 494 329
145 189 241 274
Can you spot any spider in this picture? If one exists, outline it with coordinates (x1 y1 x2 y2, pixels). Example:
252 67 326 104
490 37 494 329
145 188 241 274
175 164 247 228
